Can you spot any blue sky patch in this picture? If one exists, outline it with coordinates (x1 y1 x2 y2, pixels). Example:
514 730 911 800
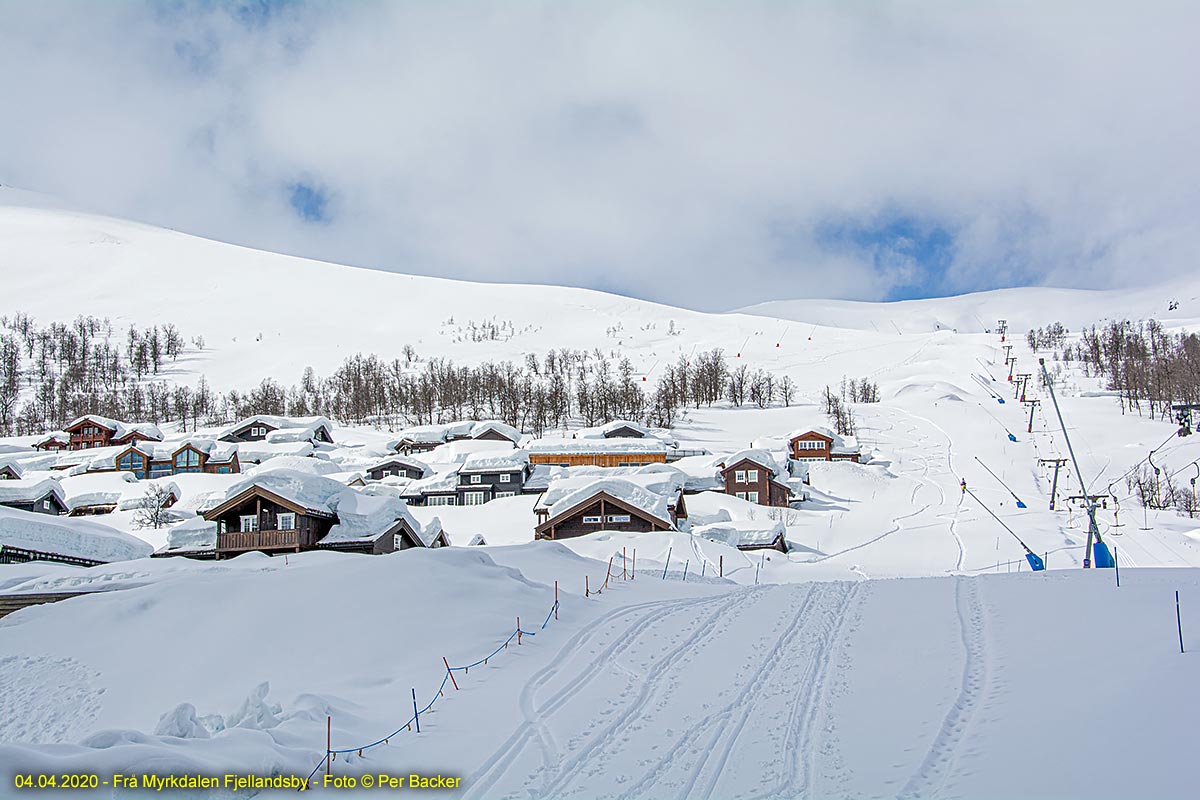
288 181 330 223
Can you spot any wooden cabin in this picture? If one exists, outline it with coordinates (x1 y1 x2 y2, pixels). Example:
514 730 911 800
0 463 23 481
0 480 67 516
366 457 429 482
534 480 680 540
788 429 862 463
526 438 669 468
32 432 70 452
202 485 336 559
720 454 791 507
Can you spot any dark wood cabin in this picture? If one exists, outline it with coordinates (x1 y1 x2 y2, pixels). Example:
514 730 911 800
367 458 427 481
0 488 67 516
0 464 22 480
534 490 673 540
203 486 335 559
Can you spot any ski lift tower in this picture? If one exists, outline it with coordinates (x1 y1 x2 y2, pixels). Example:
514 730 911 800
998 319 1008 342
1173 404 1199 437
1039 357 1113 568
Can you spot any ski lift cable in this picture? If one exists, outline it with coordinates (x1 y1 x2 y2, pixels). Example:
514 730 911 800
973 456 1028 508
963 486 1044 569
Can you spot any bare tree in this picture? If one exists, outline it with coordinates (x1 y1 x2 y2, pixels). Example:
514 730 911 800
134 483 175 530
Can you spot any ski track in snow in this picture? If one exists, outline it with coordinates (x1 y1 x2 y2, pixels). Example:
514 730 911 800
465 583 867 800
897 578 990 800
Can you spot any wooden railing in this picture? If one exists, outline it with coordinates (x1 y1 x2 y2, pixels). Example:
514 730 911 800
217 529 300 553
0 544 105 568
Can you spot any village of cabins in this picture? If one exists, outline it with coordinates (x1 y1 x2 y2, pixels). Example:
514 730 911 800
0 412 861 567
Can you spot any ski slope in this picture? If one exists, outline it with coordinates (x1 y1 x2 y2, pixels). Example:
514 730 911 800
0 548 1195 797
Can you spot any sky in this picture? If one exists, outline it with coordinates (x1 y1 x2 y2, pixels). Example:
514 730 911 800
0 1 1196 311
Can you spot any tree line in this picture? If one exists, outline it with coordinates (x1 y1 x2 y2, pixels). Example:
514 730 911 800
1 313 823 437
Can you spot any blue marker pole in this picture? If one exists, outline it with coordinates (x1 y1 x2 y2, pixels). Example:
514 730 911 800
412 688 420 734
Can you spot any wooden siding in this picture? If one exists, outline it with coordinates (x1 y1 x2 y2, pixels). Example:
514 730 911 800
535 494 670 540
721 458 789 507
528 452 667 468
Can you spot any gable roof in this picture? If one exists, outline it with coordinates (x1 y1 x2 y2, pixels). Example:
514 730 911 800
202 469 346 519
0 477 66 508
220 415 333 441
367 455 431 477
694 520 786 549
787 426 860 454
0 461 26 480
538 478 674 529
719 449 785 480
459 450 530 474
525 437 669 455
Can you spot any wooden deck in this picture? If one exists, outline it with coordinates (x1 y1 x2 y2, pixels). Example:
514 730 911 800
0 592 96 620
216 529 301 554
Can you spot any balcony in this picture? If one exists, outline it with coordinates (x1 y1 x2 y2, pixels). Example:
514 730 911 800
217 529 301 553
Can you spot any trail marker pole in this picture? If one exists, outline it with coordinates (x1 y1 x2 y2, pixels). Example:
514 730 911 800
585 575 589 597
701 560 706 578
1177 591 1185 654
662 547 672 579
623 547 627 579
1115 547 1120 587
683 560 689 581
443 657 459 690
632 549 636 579
720 555 724 578
326 716 331 776
412 688 421 733
518 617 522 645
604 557 614 590
554 580 559 620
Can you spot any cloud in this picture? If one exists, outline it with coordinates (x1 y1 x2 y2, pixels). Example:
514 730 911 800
0 0 1196 310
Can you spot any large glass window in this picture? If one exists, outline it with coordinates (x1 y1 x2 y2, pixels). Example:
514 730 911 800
277 513 296 531
240 515 257 532
174 448 202 473
463 491 487 505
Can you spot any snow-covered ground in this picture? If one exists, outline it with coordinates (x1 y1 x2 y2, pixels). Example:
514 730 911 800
0 547 1195 797
3 192 1200 796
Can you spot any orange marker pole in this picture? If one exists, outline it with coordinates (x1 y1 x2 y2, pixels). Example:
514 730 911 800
517 617 522 645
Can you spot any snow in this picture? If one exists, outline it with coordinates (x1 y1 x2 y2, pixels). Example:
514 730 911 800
718 447 786 477
321 492 418 546
694 518 786 548
0 477 64 508
4 192 1200 795
541 477 674 526
459 450 530 473
216 470 346 515
525 437 670 455
0 506 152 562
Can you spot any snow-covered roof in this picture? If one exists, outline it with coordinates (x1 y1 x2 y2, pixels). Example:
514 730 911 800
400 469 460 497
64 415 163 442
235 440 316 464
0 460 26 479
220 415 332 441
693 520 785 549
33 431 70 447
245 454 340 477
416 516 448 547
459 450 530 473
538 470 685 511
319 491 420 546
0 505 152 562
787 426 860 454
159 516 218 554
391 424 454 445
719 449 785 480
0 477 65 508
575 420 650 438
52 445 124 470
542 478 673 527
469 420 521 442
212 469 349 516
657 455 725 492
59 471 140 510
525 437 669 455
366 455 431 477
115 481 181 512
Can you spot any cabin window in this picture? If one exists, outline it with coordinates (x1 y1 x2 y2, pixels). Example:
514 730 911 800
240 515 258 532
496 491 516 498
470 474 482 484
747 492 760 504
42 499 52 511
217 467 230 474
277 513 296 531
174 449 202 473
795 440 825 450
464 491 487 506
428 495 456 506
736 492 746 500
606 514 631 523
747 470 759 482
583 515 602 524
734 470 746 482
499 473 511 483
388 469 398 477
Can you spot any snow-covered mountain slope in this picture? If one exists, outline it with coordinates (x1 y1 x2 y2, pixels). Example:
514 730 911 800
739 279 1200 335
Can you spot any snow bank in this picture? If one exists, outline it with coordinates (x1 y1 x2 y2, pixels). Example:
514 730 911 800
0 506 152 562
